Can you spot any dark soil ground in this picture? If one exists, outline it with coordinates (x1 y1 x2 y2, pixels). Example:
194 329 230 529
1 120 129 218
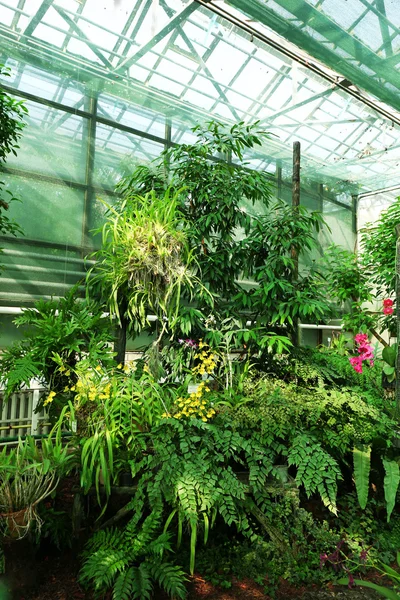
0 545 380 600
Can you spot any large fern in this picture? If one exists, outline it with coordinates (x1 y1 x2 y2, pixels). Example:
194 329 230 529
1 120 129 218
81 505 187 600
288 434 341 514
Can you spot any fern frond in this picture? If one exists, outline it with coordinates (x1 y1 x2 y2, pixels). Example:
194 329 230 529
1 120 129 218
80 548 128 590
113 567 135 600
149 559 187 599
131 563 153 600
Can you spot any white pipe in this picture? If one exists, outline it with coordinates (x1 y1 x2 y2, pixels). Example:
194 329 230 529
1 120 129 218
0 307 24 314
299 324 343 330
0 307 343 331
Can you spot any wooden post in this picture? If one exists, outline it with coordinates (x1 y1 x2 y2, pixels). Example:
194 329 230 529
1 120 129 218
291 141 301 345
114 298 128 365
395 225 400 416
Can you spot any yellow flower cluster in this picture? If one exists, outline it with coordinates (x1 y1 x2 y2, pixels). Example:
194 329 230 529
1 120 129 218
119 361 137 374
64 373 112 403
43 390 56 406
192 341 217 376
164 381 216 422
58 365 71 376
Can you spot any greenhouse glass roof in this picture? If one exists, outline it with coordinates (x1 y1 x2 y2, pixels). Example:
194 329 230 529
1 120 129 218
0 0 399 192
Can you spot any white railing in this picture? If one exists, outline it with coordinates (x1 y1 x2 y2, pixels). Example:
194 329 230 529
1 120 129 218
0 380 50 441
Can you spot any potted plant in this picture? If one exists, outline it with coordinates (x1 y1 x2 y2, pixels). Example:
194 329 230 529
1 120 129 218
0 436 73 539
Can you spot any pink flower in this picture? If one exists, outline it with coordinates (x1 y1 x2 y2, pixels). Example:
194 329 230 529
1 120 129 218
383 299 394 307
360 348 374 360
383 306 394 315
349 356 363 373
350 334 374 374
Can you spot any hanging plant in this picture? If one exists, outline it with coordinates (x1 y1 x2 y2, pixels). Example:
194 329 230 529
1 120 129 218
88 188 208 349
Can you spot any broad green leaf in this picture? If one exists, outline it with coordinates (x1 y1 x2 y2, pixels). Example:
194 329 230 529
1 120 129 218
353 445 371 510
383 345 397 367
383 458 400 522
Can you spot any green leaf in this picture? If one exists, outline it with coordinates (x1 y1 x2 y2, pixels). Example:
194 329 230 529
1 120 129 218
383 364 396 376
353 445 371 510
382 458 400 522
383 345 397 367
338 578 400 599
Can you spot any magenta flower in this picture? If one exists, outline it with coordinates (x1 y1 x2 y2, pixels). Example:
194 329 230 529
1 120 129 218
350 356 363 373
349 334 374 373
383 298 394 307
384 306 394 315
354 333 368 345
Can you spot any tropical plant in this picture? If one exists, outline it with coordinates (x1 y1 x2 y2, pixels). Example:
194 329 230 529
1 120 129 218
382 344 397 384
237 200 330 340
54 360 177 502
325 245 376 333
224 374 395 515
88 188 205 363
360 197 400 301
0 65 27 266
80 505 187 600
117 120 274 304
338 551 400 598
118 120 334 355
102 417 285 577
0 287 115 411
0 435 73 538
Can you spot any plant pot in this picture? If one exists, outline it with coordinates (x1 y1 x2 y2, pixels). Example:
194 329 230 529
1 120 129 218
0 507 31 540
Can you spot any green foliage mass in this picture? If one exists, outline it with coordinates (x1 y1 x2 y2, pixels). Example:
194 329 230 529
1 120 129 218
88 189 203 335
0 287 115 409
80 507 187 600
360 196 400 299
0 65 27 263
116 120 332 354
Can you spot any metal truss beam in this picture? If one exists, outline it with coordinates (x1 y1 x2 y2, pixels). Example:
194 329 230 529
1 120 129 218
195 0 400 126
115 2 198 73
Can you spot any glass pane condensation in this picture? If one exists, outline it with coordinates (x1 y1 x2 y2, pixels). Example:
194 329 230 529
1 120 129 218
93 124 164 189
6 101 87 183
2 175 84 246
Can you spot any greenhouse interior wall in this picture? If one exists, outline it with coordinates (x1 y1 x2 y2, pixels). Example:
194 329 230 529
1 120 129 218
2 0 400 349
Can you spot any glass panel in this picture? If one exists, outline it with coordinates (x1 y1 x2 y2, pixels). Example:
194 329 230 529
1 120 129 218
0 240 86 305
2 175 84 246
97 93 166 139
93 124 164 189
6 100 87 183
1 59 86 108
322 199 354 251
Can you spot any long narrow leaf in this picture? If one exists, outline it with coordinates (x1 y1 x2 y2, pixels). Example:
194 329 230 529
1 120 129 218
353 446 371 510
383 459 400 522
338 578 400 599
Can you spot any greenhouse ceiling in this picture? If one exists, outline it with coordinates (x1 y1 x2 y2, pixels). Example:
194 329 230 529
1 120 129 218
0 0 400 193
